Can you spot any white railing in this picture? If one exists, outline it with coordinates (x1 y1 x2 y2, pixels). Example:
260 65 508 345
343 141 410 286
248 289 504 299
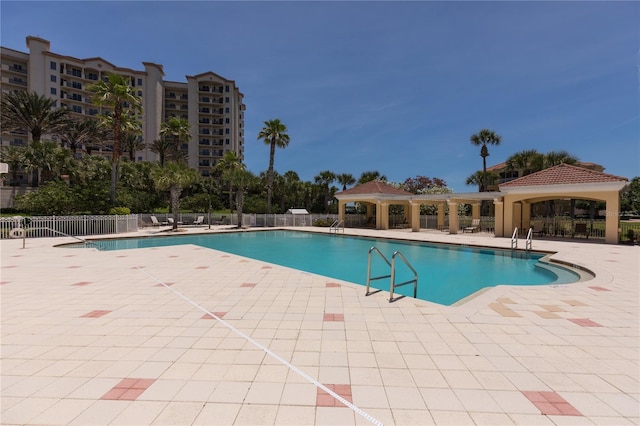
526 227 533 251
511 227 519 249
0 215 138 239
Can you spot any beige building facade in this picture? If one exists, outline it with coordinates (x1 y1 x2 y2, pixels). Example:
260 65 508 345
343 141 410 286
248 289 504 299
1 36 245 177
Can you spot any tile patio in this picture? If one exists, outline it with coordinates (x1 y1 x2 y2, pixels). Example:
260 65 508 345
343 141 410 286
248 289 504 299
1 226 638 425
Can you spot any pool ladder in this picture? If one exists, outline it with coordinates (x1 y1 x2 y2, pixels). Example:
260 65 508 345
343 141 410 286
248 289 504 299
510 227 533 251
365 246 418 303
329 219 344 234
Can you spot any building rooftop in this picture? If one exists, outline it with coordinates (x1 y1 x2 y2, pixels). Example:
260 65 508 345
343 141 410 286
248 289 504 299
499 163 628 187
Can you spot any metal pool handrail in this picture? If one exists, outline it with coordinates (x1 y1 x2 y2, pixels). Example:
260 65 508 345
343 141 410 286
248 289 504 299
511 227 519 249
389 251 418 303
365 247 391 296
366 246 419 303
329 219 344 233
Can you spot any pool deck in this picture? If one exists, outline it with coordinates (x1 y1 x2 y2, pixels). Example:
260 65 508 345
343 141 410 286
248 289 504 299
1 226 638 425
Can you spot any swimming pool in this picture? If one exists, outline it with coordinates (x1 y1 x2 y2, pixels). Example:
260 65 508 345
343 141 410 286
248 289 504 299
71 230 580 306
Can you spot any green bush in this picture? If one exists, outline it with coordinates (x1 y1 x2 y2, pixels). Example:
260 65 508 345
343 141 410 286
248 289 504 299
313 218 333 227
108 207 131 215
626 229 635 243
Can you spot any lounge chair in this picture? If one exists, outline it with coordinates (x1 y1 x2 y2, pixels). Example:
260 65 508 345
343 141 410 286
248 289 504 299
150 215 168 226
531 221 545 236
212 215 226 225
463 218 480 233
192 216 205 226
572 223 589 239
167 218 183 225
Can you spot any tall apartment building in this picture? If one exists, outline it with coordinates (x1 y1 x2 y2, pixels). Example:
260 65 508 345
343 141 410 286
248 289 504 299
0 36 245 177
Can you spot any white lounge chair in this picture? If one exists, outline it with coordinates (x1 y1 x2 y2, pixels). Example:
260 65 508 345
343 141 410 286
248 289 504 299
150 216 163 226
167 218 183 225
192 216 205 226
463 218 481 233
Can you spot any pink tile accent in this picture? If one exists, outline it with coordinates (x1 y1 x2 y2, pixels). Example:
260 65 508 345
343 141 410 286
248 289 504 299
588 286 611 291
71 281 92 287
202 312 226 319
80 310 111 318
326 283 341 288
67 266 82 269
168 255 179 258
261 266 272 269
0 281 10 285
154 282 174 287
323 313 345 322
241 283 256 288
317 384 352 407
11 255 24 257
62 255 76 257
2 266 17 269
196 266 209 270
522 391 582 416
116 255 127 258
568 318 603 327
101 378 156 401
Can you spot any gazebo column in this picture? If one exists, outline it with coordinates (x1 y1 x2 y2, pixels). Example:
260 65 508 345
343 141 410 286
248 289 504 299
447 201 459 234
338 200 346 223
521 201 531 230
378 201 390 230
437 203 445 231
493 199 504 237
604 193 621 244
471 203 481 220
410 202 420 232
367 203 374 222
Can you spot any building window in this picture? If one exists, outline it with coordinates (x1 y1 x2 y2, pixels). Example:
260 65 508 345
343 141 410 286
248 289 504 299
137 78 142 86
225 128 229 134
72 105 82 113
225 139 230 145
225 97 229 103
225 118 230 124
225 107 230 113
225 85 229 92
50 75 57 82
137 91 142 96
50 88 57 95
50 61 56 70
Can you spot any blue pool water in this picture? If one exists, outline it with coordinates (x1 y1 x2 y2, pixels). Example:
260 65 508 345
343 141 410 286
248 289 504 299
74 230 579 305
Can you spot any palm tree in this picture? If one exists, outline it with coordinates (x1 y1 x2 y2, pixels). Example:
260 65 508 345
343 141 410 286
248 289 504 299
466 170 498 191
336 173 356 191
0 90 69 143
150 162 200 231
470 129 502 192
505 149 543 176
58 117 106 156
358 170 386 184
214 151 244 211
544 150 578 168
160 116 191 162
23 141 66 185
314 170 336 213
227 168 256 228
257 118 290 213
149 137 175 167
88 73 142 205
122 132 146 162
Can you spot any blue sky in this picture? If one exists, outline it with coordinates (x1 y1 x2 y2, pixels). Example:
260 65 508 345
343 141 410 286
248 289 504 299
2 1 638 191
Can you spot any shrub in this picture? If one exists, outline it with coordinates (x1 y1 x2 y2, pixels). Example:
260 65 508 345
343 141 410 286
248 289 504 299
626 229 635 244
109 207 131 215
313 218 333 227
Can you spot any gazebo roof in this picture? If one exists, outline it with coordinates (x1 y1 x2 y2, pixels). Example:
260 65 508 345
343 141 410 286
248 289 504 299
499 163 628 188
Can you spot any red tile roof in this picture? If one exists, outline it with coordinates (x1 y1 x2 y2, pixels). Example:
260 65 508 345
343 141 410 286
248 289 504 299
499 163 628 187
336 180 413 196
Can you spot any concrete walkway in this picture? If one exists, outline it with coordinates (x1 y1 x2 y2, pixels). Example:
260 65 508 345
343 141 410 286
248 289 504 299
1 227 638 425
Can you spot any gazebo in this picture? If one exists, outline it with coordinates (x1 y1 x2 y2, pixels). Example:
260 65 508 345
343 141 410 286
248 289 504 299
334 165 628 244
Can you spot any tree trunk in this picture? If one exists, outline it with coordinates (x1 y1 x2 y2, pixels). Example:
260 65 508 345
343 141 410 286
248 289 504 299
236 189 244 229
266 140 276 214
171 185 181 231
